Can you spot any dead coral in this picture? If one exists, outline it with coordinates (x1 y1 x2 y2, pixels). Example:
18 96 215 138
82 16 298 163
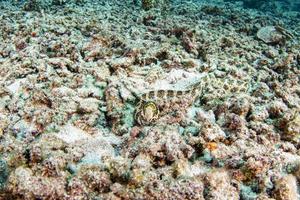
142 0 170 11
273 175 299 200
257 26 293 45
78 165 112 193
7 166 67 200
204 169 239 200
283 113 300 141
129 126 194 167
142 0 156 10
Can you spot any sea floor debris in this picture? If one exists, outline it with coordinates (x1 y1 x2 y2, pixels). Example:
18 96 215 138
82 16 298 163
0 0 300 199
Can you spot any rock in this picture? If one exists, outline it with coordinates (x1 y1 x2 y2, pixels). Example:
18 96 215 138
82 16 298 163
0 159 8 190
205 169 239 200
256 194 275 200
283 113 300 141
7 166 66 199
257 26 293 45
274 175 298 200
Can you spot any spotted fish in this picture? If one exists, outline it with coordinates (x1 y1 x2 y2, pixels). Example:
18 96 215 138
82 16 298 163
123 72 250 125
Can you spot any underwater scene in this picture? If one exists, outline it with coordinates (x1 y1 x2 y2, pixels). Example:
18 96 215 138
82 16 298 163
0 0 300 199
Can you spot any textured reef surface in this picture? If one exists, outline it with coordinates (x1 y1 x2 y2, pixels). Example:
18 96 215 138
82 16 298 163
0 0 300 199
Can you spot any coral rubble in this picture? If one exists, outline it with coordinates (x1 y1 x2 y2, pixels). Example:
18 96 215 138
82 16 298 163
0 0 299 199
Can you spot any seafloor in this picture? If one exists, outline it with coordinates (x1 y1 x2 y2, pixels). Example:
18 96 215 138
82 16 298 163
0 0 299 199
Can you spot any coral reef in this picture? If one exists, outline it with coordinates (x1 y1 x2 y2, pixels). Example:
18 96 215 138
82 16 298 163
0 0 299 199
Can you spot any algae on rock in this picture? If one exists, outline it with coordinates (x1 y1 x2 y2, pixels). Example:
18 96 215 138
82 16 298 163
0 159 8 191
142 0 171 11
